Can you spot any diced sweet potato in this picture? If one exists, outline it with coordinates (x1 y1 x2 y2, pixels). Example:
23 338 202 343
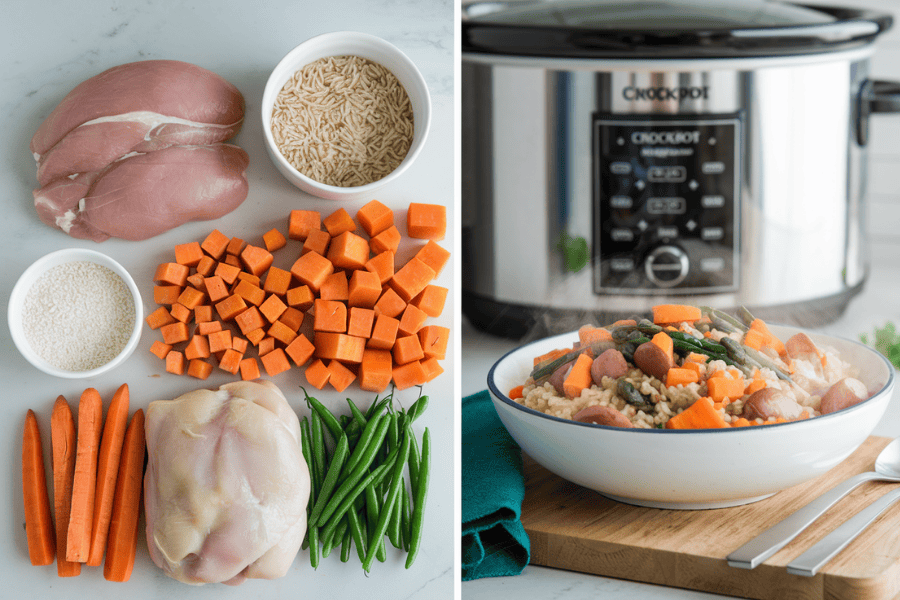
374 287 406 318
146 306 177 330
214 261 241 285
239 357 261 381
313 299 347 333
184 335 211 360
398 304 428 336
290 251 334 292
327 231 369 270
327 360 356 392
204 275 230 303
302 229 331 257
348 270 382 308
226 236 246 256
267 320 298 346
260 294 288 324
367 314 399 350
207 329 233 354
420 356 444 382
263 267 292 296
241 244 274 277
174 241 204 266
166 350 186 375
234 306 265 335
365 250 395 286
289 210 321 241
406 203 446 240
390 257 436 303
260 348 291 377
370 225 401 255
285 334 316 366
319 272 349 302
154 285 182 305
392 360 428 390
160 322 190 345
286 286 315 310
393 334 425 365
414 241 450 276
215 293 248 321
323 208 356 237
154 262 190 286
279 307 304 332
356 199 393 237
149 340 173 360
233 279 265 307
262 228 287 252
348 307 376 339
187 359 213 380
359 348 393 392
218 349 243 375
201 229 230 260
314 332 366 363
418 325 449 360
411 284 448 318
304 359 331 390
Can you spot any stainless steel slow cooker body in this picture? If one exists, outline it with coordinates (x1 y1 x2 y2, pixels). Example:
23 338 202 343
462 0 900 337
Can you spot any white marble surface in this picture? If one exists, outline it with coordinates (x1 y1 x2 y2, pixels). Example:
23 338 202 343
0 0 453 598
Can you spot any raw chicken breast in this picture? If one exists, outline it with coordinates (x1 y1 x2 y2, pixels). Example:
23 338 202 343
31 60 244 185
144 380 309 585
33 144 250 242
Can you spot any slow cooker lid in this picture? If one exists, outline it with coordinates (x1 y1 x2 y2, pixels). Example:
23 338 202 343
462 0 892 58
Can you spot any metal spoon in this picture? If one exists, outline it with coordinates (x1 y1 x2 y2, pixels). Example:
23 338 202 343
727 437 900 570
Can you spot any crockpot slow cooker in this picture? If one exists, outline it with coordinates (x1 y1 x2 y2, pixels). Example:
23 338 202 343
462 0 900 338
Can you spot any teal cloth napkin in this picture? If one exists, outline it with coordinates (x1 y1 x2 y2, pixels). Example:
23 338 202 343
462 390 530 581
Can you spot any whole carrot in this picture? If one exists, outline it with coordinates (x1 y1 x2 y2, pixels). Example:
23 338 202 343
87 384 130 566
50 396 80 577
104 409 146 582
22 409 55 565
66 388 103 563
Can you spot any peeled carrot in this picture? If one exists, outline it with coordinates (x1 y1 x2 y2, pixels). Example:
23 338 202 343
67 388 103 563
103 409 146 582
22 409 55 566
51 396 81 577
87 384 130 566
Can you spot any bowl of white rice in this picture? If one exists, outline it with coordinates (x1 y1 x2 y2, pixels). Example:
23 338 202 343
8 248 143 379
487 325 895 509
261 31 431 201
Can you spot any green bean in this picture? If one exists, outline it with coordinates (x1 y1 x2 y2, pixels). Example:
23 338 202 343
401 478 411 552
406 427 430 569
346 397 368 429
408 430 421 497
699 306 748 332
319 416 391 527
365 393 393 420
340 525 353 563
365 478 387 562
308 432 350 528
319 452 397 544
617 380 652 412
299 416 315 555
309 525 320 569
406 395 429 423
737 306 756 328
305 391 343 443
743 344 793 382
363 428 412 571
343 411 388 477
719 336 748 364
387 410 400 452
347 507 368 563
388 474 402 549
310 411 327 490
322 516 348 558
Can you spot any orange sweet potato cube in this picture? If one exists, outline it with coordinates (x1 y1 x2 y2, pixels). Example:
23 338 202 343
214 261 242 285
414 240 451 276
215 293 248 321
240 357 261 381
176 286 206 310
290 251 334 292
196 256 217 277
218 348 243 375
263 228 287 252
285 333 315 367
146 306 176 330
194 304 214 324
359 348 393 392
390 257 436 303
393 334 425 365
406 203 446 240
302 229 331 256
348 307 376 338
169 303 191 324
184 335 211 361
208 329 233 354
246 328 266 347
356 199 393 238
234 306 266 335
348 269 382 308
370 225 401 255
398 304 428 336
154 285 182 306
365 251 395 286
226 236 246 256
204 275 230 303
420 356 444 382
268 320 298 346
314 332 365 364
263 267 292 296
323 207 356 237
160 321 190 345
313 299 347 333
197 320 223 335
280 307 304 332
260 294 288 324
289 210 321 241
327 231 369 270
232 336 249 354
150 340 173 360
260 348 291 377
187 358 213 380
258 337 276 357
418 325 449 360
304 358 331 390
233 279 266 307
367 314 399 350
241 244 274 277
201 229 230 260
165 350 186 375
392 360 428 390
319 272 349 302
286 285 315 310
154 262 190 286
327 360 356 392
374 287 406 318
411 284 448 318
174 241 204 266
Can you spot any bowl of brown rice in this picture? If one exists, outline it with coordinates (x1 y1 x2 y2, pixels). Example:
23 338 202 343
487 324 895 509
8 248 143 379
262 31 431 200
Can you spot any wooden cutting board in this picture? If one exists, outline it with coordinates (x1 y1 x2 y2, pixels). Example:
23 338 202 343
521 436 900 600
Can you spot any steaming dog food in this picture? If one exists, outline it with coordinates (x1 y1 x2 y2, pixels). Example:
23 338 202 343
513 305 869 429
271 55 413 187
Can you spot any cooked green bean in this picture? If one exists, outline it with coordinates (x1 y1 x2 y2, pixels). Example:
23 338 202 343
699 306 748 332
737 306 756 328
308 432 350 528
406 427 430 569
363 427 412 571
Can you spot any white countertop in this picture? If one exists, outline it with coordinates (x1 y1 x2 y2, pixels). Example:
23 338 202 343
461 259 900 599
0 0 453 598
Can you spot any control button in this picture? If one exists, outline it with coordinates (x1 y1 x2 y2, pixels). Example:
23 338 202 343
700 257 725 272
702 195 726 208
702 161 726 174
610 195 633 209
645 245 689 288
688 180 699 190
647 166 686 183
635 180 646 191
701 227 724 241
610 258 635 272
637 220 648 231
610 228 634 242
646 197 686 215
610 161 632 175
686 220 697 231
657 226 678 239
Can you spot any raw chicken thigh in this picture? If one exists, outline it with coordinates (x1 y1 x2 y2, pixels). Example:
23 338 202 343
144 380 309 585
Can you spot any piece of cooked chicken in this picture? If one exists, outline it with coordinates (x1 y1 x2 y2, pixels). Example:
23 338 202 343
144 380 309 585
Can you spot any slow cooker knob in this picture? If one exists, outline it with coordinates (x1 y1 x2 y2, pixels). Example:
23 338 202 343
645 245 689 288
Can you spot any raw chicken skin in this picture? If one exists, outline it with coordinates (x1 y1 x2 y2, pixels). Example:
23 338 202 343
144 380 309 585
33 143 249 242
31 59 244 185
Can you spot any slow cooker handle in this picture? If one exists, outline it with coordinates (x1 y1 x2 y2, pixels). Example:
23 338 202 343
858 80 900 145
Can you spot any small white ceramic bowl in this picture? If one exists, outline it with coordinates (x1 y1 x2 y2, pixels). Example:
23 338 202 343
8 249 143 379
261 31 432 201
488 325 895 509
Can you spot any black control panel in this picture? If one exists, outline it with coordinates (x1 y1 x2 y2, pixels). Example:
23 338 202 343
592 113 741 295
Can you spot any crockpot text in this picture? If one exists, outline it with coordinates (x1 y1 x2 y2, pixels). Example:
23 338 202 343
623 86 709 102
631 131 700 145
